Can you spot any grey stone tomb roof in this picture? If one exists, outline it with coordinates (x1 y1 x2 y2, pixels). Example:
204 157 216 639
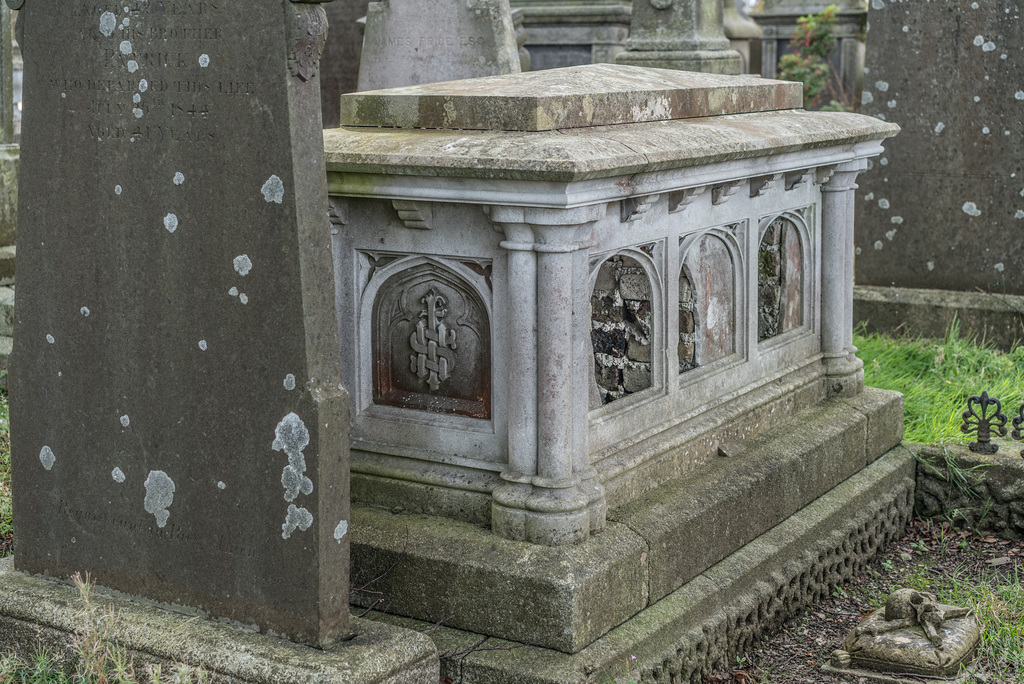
338 63 803 131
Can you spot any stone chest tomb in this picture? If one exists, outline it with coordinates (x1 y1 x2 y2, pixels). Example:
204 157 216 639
327 64 899 549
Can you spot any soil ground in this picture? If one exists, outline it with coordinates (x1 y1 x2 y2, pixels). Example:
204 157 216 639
705 518 1023 684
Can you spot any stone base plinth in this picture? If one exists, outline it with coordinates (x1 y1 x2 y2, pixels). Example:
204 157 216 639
614 49 743 74
351 387 906 655
0 558 438 684
363 444 916 683
854 285 1024 351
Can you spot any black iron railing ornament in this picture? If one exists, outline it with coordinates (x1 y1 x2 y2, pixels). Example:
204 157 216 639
1011 402 1024 458
961 392 1007 454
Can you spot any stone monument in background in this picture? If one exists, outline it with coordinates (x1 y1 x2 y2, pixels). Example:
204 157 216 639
0 4 16 266
320 0 370 127
510 0 632 70
616 0 742 73
10 0 350 647
750 0 865 101
854 0 1024 347
357 0 521 91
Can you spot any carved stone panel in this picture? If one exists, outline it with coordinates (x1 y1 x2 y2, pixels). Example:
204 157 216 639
758 217 804 341
591 254 654 405
678 270 697 372
686 233 735 364
373 262 491 419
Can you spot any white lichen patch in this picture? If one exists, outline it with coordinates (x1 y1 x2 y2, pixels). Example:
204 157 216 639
861 91 874 105
927 261 935 271
995 263 1005 272
133 93 141 104
885 229 898 241
274 412 313 503
127 60 138 73
120 414 130 427
974 35 985 47
855 247 862 256
261 175 284 204
239 293 249 305
119 40 132 55
198 339 208 350
139 79 149 93
334 520 348 543
891 216 904 225
864 192 875 201
962 201 982 217
878 199 890 209
1016 91 1024 100
199 54 210 68
982 126 990 134
133 108 143 119
1015 210 1024 219
873 241 884 250
217 481 226 490
81 306 91 317
284 374 296 391
875 80 889 92
871 0 884 10
934 122 945 134
229 287 238 297
974 96 981 103
112 467 126 483
99 11 117 37
46 334 55 344
39 446 56 471
902 25 908 33
164 213 178 233
983 41 996 52
174 172 185 185
880 157 889 166
282 504 313 539
886 100 897 109
233 255 252 276
144 470 175 528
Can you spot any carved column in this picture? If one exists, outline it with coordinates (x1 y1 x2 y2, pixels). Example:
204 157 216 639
488 205 607 546
820 160 865 398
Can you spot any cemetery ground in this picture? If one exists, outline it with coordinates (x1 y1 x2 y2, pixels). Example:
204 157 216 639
1 328 1023 682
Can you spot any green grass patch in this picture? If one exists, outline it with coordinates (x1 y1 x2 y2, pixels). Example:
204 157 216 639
856 324 1024 445
1 392 10 540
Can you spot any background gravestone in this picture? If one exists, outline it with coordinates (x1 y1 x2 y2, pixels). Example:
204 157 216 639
10 0 350 647
1 4 17 251
320 0 370 127
856 2 1023 296
357 0 521 91
615 0 742 74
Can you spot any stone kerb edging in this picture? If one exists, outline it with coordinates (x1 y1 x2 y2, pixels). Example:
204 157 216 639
915 444 1024 540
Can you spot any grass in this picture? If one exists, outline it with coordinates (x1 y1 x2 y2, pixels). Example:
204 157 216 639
0 392 10 542
855 322 1024 444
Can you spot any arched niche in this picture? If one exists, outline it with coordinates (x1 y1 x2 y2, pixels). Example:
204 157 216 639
758 216 804 342
372 261 491 418
590 253 656 405
678 267 698 372
681 231 738 370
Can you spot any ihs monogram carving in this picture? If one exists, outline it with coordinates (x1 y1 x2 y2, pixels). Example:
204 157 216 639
289 6 328 82
410 289 458 392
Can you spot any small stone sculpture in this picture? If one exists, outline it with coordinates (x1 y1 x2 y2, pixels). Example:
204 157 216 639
829 588 982 679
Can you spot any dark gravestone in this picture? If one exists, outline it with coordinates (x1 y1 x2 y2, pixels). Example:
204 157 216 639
320 0 370 127
856 1 1024 295
10 0 350 647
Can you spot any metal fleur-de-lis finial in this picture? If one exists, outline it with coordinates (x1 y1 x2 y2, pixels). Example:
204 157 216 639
1011 402 1024 458
961 392 1007 454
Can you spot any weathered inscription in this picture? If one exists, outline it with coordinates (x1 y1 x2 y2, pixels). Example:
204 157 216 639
53 5 255 144
373 35 490 49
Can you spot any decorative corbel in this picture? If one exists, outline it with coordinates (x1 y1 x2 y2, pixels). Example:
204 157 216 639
668 186 706 213
621 194 658 222
749 174 780 198
711 180 743 206
392 200 433 230
785 169 811 191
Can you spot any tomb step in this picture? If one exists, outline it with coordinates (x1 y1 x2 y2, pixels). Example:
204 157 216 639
0 559 439 684
349 387 904 654
369 445 916 684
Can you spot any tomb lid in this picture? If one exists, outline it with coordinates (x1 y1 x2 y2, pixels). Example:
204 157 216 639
338 64 803 132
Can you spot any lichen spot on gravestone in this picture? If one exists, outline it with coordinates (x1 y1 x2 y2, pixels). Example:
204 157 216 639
143 471 176 528
274 412 314 539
